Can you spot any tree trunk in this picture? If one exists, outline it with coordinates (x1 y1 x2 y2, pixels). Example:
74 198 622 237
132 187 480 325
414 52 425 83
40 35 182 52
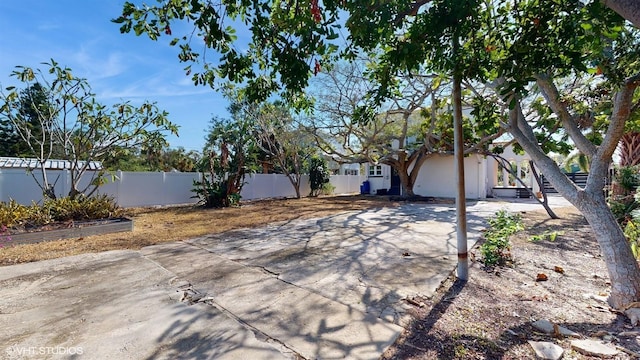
497 72 640 310
576 192 640 308
294 183 301 199
284 172 302 199
604 0 640 29
398 169 415 197
453 66 468 281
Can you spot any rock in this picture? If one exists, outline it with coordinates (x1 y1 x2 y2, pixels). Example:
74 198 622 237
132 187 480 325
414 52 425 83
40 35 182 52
532 319 581 338
618 331 640 337
570 339 619 358
624 307 640 326
528 341 564 360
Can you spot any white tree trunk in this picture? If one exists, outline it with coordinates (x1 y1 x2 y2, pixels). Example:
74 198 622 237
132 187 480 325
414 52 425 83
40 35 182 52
577 193 640 308
492 70 640 309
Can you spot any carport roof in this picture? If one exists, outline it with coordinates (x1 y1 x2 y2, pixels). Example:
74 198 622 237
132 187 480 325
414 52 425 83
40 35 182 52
0 157 102 170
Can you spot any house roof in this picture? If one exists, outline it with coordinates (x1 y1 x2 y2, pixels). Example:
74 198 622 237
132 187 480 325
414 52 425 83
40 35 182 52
0 157 102 170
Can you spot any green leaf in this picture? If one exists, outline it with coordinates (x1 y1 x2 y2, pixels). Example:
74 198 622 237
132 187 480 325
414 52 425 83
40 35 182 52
580 23 592 30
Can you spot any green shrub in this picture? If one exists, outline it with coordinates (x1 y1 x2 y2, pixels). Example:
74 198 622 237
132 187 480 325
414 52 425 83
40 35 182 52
609 165 640 225
624 220 640 259
608 166 640 258
191 176 241 208
321 182 335 195
308 156 331 197
480 210 523 267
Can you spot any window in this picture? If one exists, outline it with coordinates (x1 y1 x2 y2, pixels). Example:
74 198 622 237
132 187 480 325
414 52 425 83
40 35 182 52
369 165 382 177
344 169 358 175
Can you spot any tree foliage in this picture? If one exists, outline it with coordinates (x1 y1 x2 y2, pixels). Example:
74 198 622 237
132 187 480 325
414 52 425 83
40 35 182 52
194 91 261 207
116 0 640 310
254 101 316 198
0 60 178 199
0 83 57 157
308 155 330 197
102 146 200 172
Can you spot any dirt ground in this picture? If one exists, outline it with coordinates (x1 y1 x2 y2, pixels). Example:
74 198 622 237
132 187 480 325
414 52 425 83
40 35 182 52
0 195 399 266
382 207 640 360
1 195 639 359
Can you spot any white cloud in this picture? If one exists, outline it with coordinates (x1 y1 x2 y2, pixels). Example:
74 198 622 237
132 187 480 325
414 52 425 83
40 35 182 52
73 50 128 80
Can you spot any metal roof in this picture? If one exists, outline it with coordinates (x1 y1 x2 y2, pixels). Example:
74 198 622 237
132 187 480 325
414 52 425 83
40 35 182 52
0 157 102 170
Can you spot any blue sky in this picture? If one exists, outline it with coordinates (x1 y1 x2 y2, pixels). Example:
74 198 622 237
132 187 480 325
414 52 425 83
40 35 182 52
0 1 233 152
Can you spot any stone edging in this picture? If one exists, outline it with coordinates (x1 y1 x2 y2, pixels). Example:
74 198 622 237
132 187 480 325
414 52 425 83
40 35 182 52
6 218 134 246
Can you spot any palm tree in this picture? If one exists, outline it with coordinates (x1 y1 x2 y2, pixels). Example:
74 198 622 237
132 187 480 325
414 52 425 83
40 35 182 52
619 132 640 167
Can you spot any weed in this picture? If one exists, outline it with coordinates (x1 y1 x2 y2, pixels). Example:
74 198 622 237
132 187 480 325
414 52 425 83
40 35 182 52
480 210 523 267
529 230 564 242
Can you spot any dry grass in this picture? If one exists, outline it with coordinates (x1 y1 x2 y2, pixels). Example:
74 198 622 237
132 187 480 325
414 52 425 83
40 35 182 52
0 195 399 266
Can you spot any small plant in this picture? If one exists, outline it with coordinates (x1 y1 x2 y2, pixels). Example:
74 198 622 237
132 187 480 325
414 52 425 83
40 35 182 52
321 182 335 195
529 230 564 242
480 210 523 267
191 173 242 208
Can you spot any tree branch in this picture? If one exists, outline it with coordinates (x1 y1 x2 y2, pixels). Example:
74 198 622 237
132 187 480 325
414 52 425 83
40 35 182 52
535 73 597 157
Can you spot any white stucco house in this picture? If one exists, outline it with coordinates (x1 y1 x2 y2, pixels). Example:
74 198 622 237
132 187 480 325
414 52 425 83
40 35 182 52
327 158 362 176
364 143 540 199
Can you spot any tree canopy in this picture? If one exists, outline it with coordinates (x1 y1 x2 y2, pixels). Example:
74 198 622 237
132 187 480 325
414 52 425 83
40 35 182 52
0 60 179 199
116 0 640 313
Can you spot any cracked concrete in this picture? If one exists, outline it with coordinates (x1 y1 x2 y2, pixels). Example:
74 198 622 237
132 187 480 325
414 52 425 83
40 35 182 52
0 196 572 359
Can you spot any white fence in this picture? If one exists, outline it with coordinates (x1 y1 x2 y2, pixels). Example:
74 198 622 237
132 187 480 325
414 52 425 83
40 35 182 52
0 168 367 207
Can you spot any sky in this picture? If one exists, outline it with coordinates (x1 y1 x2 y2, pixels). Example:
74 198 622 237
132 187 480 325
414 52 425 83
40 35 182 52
0 1 233 153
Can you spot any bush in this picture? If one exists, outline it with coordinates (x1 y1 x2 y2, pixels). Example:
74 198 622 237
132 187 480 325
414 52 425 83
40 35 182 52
480 210 523 267
609 165 640 224
321 182 335 195
0 195 122 229
0 200 31 228
191 176 241 208
308 156 331 197
43 195 121 221
608 166 640 258
624 220 640 259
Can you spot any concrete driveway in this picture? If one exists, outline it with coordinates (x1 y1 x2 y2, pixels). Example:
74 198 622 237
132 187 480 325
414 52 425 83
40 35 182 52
0 196 572 359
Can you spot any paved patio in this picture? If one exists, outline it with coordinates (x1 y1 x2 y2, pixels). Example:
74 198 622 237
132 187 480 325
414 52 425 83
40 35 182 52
0 196 572 359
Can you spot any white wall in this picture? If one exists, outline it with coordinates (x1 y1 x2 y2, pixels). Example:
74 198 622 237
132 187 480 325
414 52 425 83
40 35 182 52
365 164 391 194
331 174 367 194
413 154 486 199
364 154 486 199
0 169 364 207
241 174 312 200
